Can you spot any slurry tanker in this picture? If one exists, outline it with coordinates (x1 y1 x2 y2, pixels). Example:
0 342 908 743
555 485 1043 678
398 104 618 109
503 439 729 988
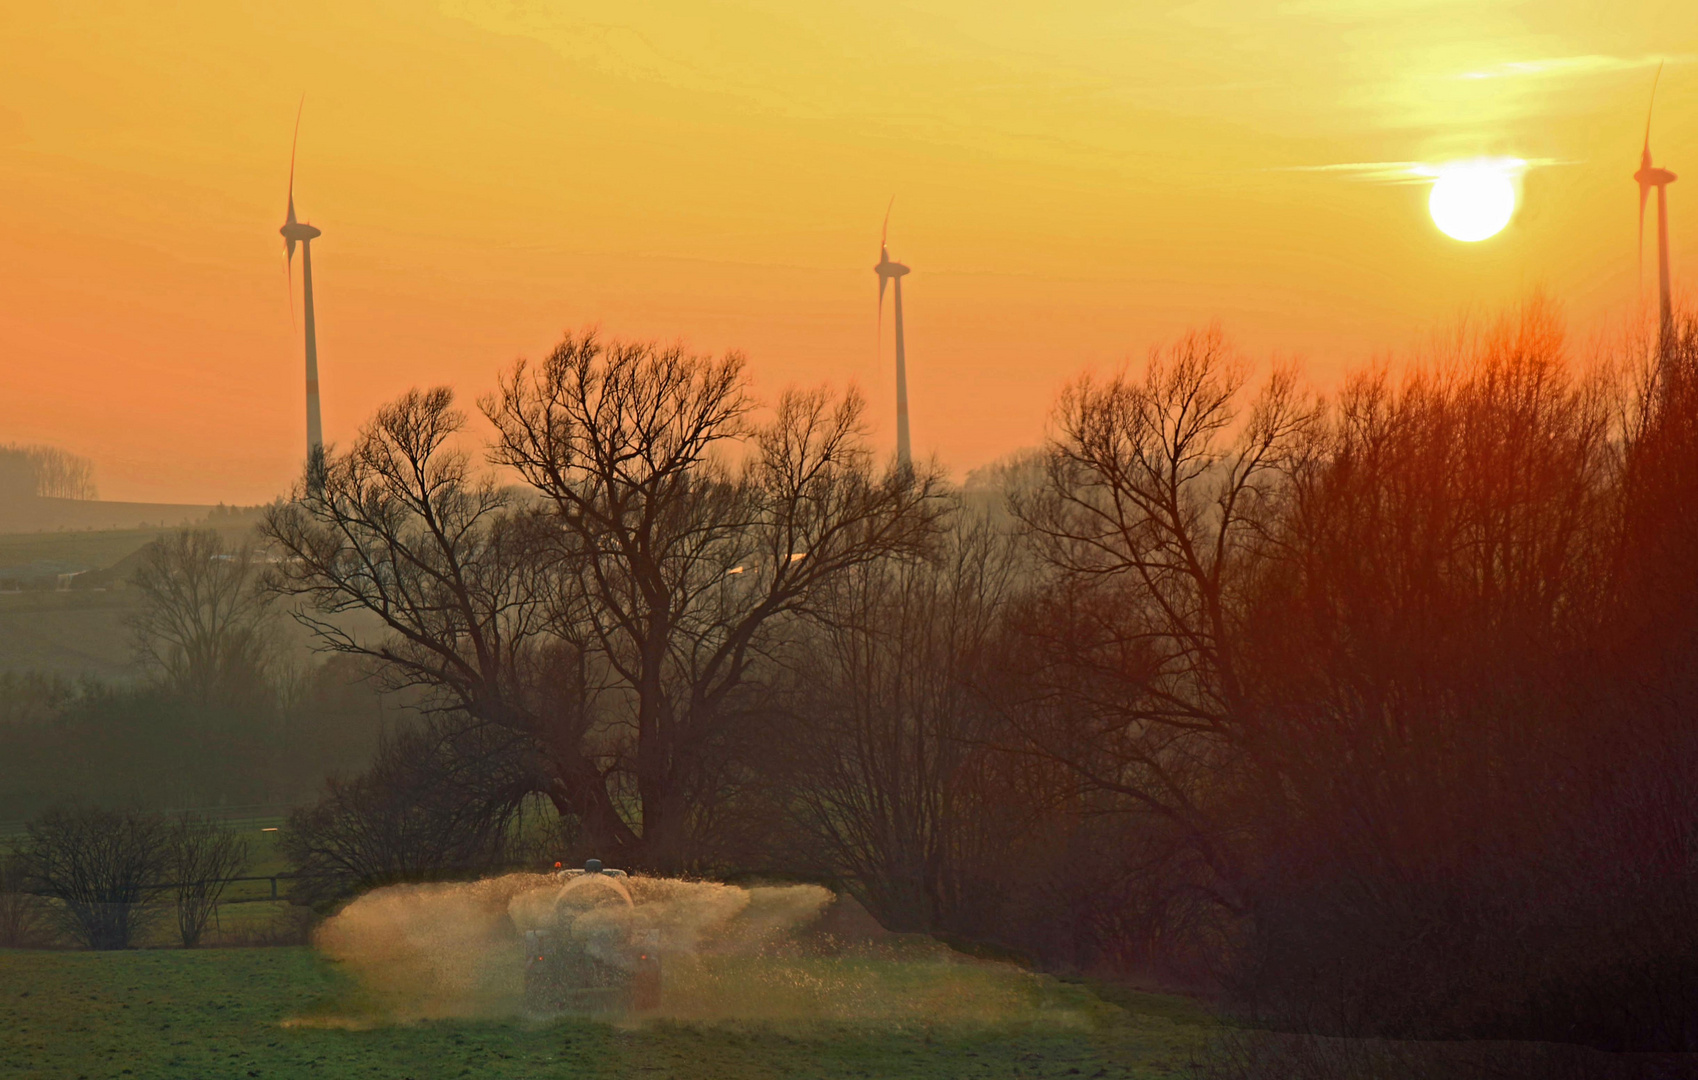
519 859 661 1014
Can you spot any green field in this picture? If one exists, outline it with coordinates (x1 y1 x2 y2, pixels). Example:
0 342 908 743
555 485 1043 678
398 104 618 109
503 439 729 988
0 947 1213 1079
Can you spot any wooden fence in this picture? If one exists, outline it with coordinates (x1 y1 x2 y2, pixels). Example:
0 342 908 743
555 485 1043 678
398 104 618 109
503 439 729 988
0 803 295 841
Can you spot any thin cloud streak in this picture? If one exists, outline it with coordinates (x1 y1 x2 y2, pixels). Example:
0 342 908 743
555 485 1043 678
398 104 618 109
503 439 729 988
1459 54 1692 81
1276 158 1568 185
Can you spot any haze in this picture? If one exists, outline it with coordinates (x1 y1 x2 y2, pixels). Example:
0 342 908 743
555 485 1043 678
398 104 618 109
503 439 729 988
1 0 1692 503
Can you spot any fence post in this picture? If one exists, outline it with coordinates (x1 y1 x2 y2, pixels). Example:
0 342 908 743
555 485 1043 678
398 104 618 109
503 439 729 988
270 877 277 900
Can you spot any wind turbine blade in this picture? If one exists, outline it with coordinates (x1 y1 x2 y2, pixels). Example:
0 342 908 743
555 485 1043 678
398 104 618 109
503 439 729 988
285 252 296 328
1643 61 1663 154
288 94 304 213
882 196 894 249
1635 63 1661 301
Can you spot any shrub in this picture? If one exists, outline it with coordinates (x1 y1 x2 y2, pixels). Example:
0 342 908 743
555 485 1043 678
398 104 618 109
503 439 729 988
283 719 535 905
20 807 170 949
166 812 249 947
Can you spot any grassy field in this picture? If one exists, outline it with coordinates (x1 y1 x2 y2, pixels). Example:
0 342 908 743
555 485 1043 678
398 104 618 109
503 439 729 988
0 519 267 679
0 588 145 679
0 528 154 679
0 946 1214 1079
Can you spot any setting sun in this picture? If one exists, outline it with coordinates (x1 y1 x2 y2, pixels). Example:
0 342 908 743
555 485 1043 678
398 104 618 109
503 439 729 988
1428 160 1520 241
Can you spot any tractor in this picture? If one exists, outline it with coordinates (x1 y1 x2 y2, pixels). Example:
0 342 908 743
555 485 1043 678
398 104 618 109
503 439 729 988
519 859 662 1014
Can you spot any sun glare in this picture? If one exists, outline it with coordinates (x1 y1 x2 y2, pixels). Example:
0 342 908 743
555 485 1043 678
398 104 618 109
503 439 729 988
1428 160 1519 242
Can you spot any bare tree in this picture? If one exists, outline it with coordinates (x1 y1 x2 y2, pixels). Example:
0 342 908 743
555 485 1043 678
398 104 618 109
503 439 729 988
1228 306 1632 1035
167 813 248 947
263 386 624 851
485 332 947 869
268 334 945 871
128 529 274 704
21 807 170 950
786 506 1022 931
282 718 537 903
1008 330 1317 906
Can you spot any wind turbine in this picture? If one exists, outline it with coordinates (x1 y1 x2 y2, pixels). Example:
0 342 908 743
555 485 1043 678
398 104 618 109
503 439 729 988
280 101 326 489
1636 64 1678 361
874 200 912 470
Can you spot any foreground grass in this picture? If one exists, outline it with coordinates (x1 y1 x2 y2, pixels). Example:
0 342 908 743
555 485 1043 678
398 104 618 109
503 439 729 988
0 947 1213 1079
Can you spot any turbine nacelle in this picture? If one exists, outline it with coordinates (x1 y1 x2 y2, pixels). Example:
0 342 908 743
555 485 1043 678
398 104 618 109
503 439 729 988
281 190 321 260
874 245 909 306
1636 164 1678 188
875 199 908 306
281 219 322 253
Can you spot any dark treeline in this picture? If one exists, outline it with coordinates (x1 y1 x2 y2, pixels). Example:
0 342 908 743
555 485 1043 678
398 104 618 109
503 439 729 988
0 526 392 821
145 307 1696 1051
0 665 389 821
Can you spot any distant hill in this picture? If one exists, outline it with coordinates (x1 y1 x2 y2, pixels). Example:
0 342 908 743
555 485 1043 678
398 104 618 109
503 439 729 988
0 496 226 535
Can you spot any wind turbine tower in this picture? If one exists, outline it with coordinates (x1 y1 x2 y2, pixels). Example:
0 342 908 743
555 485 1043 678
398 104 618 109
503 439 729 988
1636 65 1678 361
280 106 326 487
874 205 912 470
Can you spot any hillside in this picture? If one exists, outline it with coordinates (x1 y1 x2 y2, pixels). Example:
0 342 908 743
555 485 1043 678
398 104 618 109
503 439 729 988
0 496 220 535
0 512 269 678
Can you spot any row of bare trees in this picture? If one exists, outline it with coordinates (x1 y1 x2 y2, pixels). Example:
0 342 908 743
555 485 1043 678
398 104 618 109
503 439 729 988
4 808 247 949
983 304 1698 1047
268 311 1698 1049
0 443 96 500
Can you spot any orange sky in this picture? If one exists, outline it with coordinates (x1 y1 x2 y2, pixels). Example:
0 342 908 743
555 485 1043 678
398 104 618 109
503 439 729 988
2 1 1694 503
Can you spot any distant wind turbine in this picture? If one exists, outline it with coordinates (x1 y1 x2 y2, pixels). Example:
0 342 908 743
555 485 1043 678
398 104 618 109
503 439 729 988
874 200 913 471
280 99 327 490
1635 64 1678 361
